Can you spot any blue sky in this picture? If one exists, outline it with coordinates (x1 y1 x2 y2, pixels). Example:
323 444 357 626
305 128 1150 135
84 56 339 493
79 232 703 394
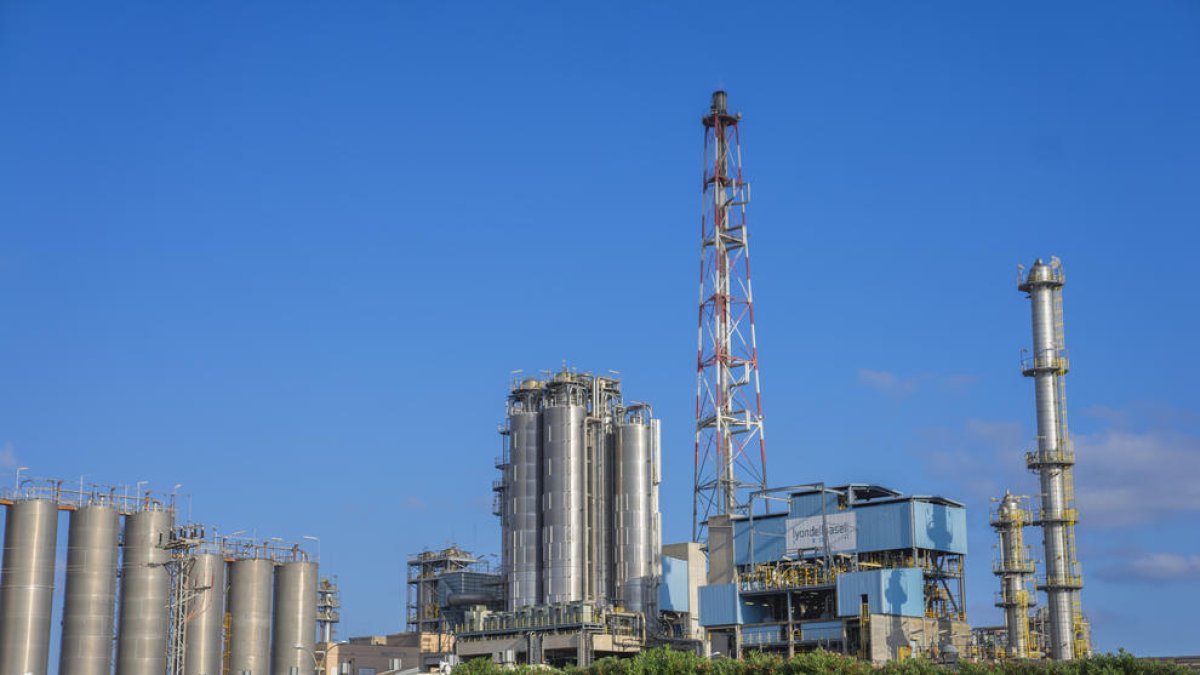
2 0 1198 660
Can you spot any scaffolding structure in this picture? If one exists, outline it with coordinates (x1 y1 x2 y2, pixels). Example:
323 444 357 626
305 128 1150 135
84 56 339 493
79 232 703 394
406 545 502 634
694 90 768 542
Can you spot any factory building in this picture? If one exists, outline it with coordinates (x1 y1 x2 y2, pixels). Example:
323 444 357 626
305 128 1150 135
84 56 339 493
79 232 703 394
692 484 971 664
454 369 661 667
0 477 326 675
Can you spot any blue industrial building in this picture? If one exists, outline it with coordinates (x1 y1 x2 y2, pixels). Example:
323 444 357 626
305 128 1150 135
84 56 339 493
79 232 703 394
676 485 971 663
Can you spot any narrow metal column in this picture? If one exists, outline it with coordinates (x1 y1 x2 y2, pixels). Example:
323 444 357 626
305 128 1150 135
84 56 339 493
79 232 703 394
1020 258 1083 660
0 499 60 675
991 492 1035 658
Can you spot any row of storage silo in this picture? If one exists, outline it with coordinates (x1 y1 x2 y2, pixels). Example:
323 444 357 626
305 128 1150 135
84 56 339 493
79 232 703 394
0 496 318 675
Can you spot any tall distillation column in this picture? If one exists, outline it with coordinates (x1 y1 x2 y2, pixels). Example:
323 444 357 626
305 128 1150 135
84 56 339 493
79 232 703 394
116 507 177 675
991 492 1036 659
1019 257 1084 660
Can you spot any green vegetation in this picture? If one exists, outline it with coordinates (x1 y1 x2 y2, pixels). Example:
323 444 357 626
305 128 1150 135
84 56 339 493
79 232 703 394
452 648 1189 675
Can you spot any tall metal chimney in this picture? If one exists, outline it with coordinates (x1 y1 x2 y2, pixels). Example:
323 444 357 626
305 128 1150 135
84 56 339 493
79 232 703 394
1018 257 1084 660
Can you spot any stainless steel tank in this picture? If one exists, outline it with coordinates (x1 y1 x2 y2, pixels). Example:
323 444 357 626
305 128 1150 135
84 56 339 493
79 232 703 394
541 404 586 604
614 421 652 612
229 558 274 675
59 503 121 675
0 499 60 675
509 408 542 609
184 553 227 675
115 507 175 675
270 560 317 675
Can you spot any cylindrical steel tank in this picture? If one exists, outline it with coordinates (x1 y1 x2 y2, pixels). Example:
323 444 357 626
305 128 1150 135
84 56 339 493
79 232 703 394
542 404 586 604
509 407 542 609
229 558 275 675
115 508 175 675
184 553 227 675
270 560 317 675
0 499 60 675
59 503 121 675
614 421 652 612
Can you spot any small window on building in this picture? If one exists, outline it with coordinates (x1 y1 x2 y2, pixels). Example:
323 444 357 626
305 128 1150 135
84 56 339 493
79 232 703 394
358 668 376 675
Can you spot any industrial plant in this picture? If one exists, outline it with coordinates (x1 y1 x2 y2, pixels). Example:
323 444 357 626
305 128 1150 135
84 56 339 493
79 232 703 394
0 478 331 675
0 90 1105 674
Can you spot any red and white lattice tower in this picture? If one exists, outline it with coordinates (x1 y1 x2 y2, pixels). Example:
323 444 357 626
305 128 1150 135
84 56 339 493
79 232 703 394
693 90 767 541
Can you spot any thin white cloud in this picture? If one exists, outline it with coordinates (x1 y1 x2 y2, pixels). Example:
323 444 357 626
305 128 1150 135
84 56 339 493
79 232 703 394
0 441 18 470
858 369 978 397
1099 553 1200 583
857 368 917 396
1073 429 1200 527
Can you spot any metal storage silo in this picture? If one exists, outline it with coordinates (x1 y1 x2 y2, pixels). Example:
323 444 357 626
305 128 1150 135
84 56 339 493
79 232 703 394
614 418 652 612
0 498 60 675
115 507 175 675
184 553 227 675
542 403 586 604
59 503 121 675
229 558 275 675
270 560 317 675
509 394 542 609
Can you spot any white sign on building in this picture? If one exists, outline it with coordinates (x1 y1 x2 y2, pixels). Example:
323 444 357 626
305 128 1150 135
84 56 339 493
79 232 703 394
785 511 857 553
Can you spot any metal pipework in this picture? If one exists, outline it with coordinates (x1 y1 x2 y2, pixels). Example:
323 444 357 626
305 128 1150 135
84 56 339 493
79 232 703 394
0 499 60 675
270 560 317 675
116 508 176 675
991 492 1035 659
59 504 121 675
1019 257 1082 661
229 558 275 675
184 553 227 675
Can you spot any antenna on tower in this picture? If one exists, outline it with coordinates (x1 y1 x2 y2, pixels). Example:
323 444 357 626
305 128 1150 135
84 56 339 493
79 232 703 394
693 90 768 542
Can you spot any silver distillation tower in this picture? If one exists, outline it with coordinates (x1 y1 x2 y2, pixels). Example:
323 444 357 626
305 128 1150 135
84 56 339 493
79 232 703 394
991 491 1036 659
1019 257 1085 660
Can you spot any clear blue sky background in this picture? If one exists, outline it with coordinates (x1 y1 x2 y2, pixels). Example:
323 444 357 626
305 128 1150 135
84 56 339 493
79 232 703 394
3 0 1198 660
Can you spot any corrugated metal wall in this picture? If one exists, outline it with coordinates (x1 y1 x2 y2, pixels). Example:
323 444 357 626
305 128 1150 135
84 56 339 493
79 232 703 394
659 555 689 612
835 569 924 618
732 514 787 565
913 502 968 554
854 502 914 552
800 620 843 642
789 492 840 519
699 583 740 626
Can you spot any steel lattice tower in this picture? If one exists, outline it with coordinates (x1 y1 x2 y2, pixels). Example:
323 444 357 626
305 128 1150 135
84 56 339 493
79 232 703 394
693 90 767 541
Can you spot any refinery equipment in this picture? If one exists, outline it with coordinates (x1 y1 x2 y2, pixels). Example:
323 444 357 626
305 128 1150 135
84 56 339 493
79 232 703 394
0 475 326 675
694 90 768 542
0 498 59 675
406 546 503 635
229 557 278 675
455 368 661 666
694 484 971 663
1018 258 1089 660
495 369 661 614
60 501 121 675
990 492 1037 659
